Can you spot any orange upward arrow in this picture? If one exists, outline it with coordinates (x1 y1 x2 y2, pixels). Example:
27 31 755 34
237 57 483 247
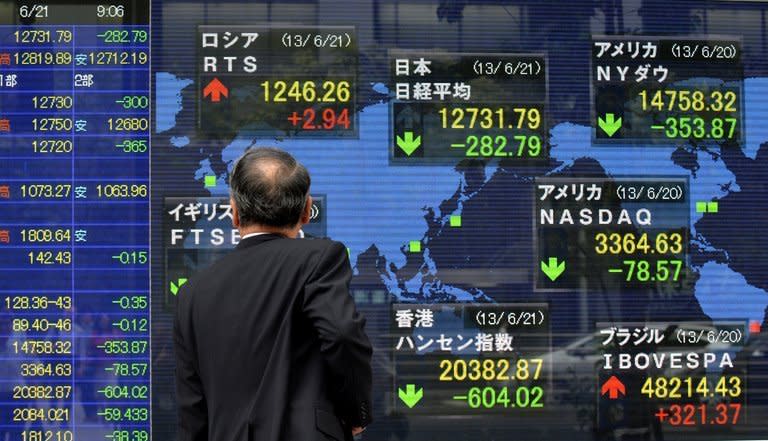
601 375 626 399
203 77 228 102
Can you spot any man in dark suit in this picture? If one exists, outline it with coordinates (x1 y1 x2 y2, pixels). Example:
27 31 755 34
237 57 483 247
174 147 372 441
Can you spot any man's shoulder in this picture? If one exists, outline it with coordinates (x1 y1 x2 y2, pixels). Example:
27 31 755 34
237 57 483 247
262 237 347 269
189 238 344 285
271 237 344 254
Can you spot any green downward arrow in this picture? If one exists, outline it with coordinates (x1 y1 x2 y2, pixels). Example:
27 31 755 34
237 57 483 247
170 278 188 296
396 131 422 156
598 113 622 137
540 257 565 282
398 384 423 408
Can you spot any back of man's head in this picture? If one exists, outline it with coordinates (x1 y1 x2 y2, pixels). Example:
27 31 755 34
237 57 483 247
229 147 311 228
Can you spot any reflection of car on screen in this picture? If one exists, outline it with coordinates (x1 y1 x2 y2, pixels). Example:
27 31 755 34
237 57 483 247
737 329 768 406
538 323 736 404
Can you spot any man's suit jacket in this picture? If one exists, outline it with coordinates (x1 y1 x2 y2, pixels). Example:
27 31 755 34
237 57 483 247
174 234 372 441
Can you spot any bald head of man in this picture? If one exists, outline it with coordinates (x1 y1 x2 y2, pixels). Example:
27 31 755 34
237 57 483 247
229 147 313 238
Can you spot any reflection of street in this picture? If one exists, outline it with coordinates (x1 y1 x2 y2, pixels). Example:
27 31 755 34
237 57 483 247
535 323 742 440
349 282 767 441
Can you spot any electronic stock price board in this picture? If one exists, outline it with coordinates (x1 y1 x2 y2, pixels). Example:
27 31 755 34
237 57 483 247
2 1 768 441
0 1 150 440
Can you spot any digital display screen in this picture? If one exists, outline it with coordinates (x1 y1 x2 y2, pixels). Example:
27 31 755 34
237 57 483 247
0 1 767 440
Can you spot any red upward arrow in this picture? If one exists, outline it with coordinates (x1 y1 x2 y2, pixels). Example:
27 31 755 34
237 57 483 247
601 375 626 399
203 77 228 102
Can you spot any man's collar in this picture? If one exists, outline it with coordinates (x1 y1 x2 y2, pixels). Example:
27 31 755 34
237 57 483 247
235 232 284 250
240 231 272 241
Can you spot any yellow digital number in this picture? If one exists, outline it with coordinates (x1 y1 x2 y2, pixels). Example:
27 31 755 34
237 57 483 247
438 358 532 381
